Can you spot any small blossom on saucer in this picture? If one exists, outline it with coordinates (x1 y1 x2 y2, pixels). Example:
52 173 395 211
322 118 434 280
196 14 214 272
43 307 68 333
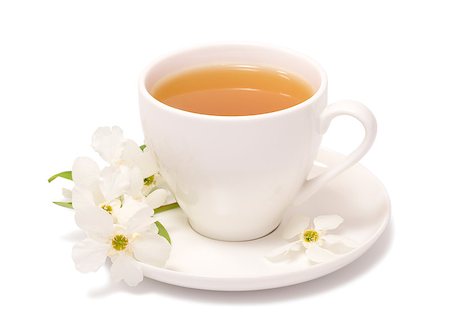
266 214 357 263
72 206 171 286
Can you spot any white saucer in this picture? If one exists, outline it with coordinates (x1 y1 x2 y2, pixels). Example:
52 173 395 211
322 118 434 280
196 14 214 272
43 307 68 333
140 149 391 291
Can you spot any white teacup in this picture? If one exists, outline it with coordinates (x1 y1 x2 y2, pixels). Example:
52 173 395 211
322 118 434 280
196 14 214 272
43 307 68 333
139 44 377 242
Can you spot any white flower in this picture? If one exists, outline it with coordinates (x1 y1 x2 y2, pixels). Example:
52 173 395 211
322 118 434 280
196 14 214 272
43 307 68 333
71 157 168 218
91 126 160 197
72 206 171 286
92 126 158 185
91 127 155 173
266 214 357 263
71 157 128 215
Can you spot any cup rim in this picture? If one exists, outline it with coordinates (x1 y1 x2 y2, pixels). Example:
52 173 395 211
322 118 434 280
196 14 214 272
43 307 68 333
139 43 328 121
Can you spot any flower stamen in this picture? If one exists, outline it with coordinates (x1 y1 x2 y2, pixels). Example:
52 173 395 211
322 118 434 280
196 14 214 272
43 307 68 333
101 204 113 214
143 175 155 186
112 234 128 251
302 229 319 243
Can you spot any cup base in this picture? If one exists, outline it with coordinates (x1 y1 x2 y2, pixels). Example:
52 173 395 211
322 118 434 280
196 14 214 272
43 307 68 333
186 218 281 242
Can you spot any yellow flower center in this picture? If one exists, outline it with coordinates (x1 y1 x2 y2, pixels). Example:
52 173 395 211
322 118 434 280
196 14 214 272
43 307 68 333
143 175 155 186
101 204 113 214
111 234 128 251
302 229 319 243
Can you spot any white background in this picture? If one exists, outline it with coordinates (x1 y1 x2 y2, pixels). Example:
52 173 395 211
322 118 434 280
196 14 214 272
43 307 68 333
1 0 449 333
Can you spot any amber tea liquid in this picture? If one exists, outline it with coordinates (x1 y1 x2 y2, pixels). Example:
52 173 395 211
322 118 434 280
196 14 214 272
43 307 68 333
151 65 314 116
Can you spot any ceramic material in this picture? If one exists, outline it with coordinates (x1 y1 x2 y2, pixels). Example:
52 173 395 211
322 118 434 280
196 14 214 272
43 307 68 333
140 150 391 291
139 44 377 241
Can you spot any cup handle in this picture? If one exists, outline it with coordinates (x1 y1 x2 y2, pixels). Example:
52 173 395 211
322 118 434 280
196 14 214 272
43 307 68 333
293 100 377 206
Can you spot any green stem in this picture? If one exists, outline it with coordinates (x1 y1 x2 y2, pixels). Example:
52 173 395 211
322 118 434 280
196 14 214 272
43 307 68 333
154 202 180 214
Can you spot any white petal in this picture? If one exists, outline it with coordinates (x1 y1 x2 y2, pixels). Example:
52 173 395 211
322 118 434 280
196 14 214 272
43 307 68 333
313 215 344 231
265 241 302 262
121 140 159 177
120 140 142 165
72 239 109 272
281 213 311 240
322 234 358 248
132 234 171 267
109 198 122 211
74 206 114 237
290 241 302 251
127 166 145 198
139 148 159 177
62 188 72 200
99 166 131 201
71 186 95 210
92 126 124 163
305 245 336 263
110 254 143 286
148 221 159 235
145 189 169 209
126 207 155 233
114 195 149 225
72 157 100 188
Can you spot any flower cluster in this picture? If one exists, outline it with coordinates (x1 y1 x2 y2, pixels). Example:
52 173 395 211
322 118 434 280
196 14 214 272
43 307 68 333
266 213 357 263
50 127 174 286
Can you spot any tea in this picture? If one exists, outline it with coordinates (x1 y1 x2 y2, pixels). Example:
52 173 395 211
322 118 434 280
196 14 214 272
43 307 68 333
151 65 314 116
